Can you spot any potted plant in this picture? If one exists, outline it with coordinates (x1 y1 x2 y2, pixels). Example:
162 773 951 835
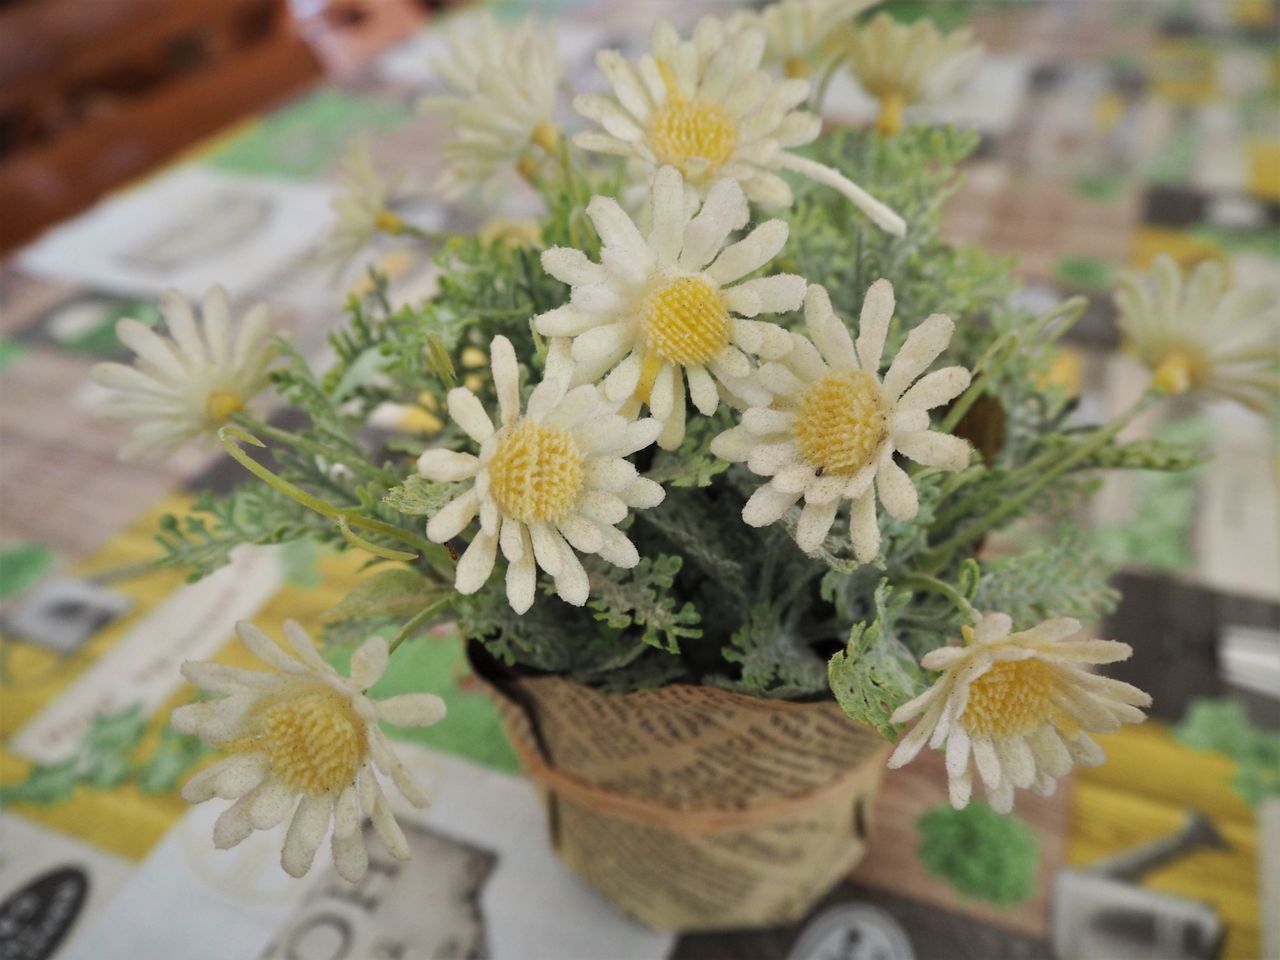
89 1 1277 932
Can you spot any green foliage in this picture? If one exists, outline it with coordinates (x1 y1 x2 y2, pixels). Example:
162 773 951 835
323 567 452 620
714 602 829 699
974 531 1120 627
383 475 456 517
0 706 207 806
587 555 703 654
1175 698 1280 807
828 583 923 737
916 803 1040 907
146 118 1183 720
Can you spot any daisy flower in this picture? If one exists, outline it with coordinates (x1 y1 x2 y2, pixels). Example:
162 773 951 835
838 13 983 135
89 286 275 461
174 621 446 882
886 612 1151 813
420 14 563 197
573 17 905 235
1114 254 1279 412
535 165 804 450
316 139 405 275
726 0 876 78
418 336 664 613
712 280 971 560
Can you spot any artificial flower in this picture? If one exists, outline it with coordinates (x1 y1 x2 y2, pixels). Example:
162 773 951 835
418 336 664 612
1114 254 1280 412
837 13 982 135
421 14 563 197
886 612 1151 813
725 0 876 77
713 279 970 559
536 166 803 449
316 139 406 275
90 286 275 461
574 17 905 235
174 621 445 882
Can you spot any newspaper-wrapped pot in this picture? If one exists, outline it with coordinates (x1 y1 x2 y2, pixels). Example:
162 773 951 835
469 645 891 932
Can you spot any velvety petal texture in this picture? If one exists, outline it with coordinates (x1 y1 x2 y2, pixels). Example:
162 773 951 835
419 335 665 612
535 166 803 449
174 621 445 882
90 287 276 461
574 17 904 234
886 612 1150 813
713 278 971 562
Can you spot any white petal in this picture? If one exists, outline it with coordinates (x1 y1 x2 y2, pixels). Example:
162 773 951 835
896 432 970 471
742 483 801 526
505 548 537 613
490 335 521 425
876 457 919 521
882 314 954 402
706 220 789 285
454 532 498 593
281 794 334 878
686 365 719 415
350 634 390 690
855 278 894 374
447 388 495 443
796 499 840 553
417 448 479 482
849 491 880 563
426 489 479 542
376 693 447 727
897 366 971 412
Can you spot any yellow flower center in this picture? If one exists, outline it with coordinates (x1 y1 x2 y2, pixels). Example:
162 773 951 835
650 99 738 178
259 689 367 795
374 209 405 235
205 390 244 424
793 372 888 474
1151 346 1205 395
642 276 731 367
962 659 1055 738
488 420 585 524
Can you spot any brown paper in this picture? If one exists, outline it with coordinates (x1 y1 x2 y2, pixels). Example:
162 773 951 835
470 646 890 932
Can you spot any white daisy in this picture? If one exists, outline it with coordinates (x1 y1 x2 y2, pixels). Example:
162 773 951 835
886 612 1151 813
535 165 804 450
316 139 405 275
418 335 665 613
420 14 563 197
573 17 905 235
1114 254 1280 412
726 0 876 78
89 286 275 461
838 13 983 135
173 621 446 882
712 280 971 560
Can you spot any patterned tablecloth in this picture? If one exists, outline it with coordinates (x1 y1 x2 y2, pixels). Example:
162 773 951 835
1 2 1275 958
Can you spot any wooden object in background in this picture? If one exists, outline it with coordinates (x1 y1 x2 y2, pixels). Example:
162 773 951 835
0 0 323 254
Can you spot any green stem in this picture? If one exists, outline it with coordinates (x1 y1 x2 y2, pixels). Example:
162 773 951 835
218 426 443 562
901 573 979 624
231 413 386 483
922 392 1156 570
388 595 454 655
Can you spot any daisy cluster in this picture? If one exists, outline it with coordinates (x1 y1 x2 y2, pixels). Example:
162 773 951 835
88 2 1279 887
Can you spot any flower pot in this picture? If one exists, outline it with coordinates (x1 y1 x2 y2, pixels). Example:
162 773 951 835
468 644 891 932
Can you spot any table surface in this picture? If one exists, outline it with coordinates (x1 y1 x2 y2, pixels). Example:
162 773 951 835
1 2 1276 958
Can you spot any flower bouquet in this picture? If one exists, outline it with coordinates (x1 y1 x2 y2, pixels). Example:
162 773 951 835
90 0 1278 932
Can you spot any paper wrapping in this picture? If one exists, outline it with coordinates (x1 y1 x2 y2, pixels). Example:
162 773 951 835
469 646 891 932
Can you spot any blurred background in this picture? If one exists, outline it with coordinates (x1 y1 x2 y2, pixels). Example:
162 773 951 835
0 1 1277 959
